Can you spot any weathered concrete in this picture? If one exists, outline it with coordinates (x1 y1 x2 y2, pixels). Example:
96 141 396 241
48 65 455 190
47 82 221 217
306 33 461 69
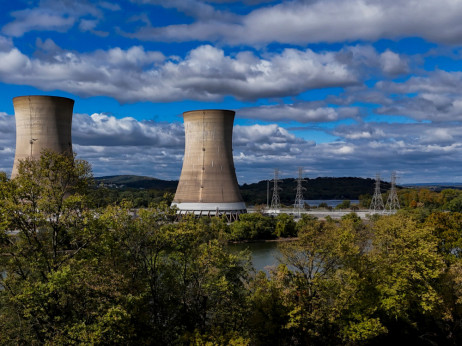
11 95 74 178
173 109 246 218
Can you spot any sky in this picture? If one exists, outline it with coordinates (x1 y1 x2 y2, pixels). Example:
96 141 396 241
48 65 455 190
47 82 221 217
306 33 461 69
1 0 462 184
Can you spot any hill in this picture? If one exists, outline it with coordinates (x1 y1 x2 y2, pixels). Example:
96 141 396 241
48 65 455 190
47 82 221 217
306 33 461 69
94 175 390 205
240 177 391 205
95 175 178 190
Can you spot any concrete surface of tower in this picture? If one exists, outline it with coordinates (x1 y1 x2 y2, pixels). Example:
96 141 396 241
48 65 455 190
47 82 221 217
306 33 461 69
11 95 74 178
172 109 246 220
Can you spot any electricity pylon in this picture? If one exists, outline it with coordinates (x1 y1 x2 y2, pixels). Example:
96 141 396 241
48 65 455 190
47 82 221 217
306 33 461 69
293 167 306 217
370 173 385 213
385 172 400 214
270 168 282 211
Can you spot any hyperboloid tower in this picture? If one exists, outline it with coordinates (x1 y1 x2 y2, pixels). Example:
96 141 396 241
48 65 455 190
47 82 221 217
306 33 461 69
172 109 246 220
11 95 74 178
369 173 385 213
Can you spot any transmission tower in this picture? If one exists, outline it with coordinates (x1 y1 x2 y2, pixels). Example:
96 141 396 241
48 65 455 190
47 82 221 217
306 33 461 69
293 167 306 217
385 172 400 214
270 168 282 211
370 173 385 213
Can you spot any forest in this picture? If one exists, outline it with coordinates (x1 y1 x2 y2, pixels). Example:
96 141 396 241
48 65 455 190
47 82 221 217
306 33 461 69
1 152 462 345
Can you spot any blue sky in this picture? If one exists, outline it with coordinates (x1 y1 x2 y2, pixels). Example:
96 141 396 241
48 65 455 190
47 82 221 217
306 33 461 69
1 0 462 183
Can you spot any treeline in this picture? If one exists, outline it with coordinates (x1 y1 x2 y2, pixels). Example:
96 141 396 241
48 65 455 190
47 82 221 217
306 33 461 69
91 176 391 207
2 152 462 344
240 177 389 205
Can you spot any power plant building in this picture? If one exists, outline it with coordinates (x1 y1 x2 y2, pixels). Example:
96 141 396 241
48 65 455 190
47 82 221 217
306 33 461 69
11 95 74 178
172 109 246 220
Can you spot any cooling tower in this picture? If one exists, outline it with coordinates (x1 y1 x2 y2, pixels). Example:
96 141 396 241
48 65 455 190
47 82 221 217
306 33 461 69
11 95 74 178
172 109 246 220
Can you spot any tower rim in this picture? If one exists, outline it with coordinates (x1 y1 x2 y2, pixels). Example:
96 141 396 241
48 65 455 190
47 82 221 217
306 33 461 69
13 95 75 104
183 109 235 116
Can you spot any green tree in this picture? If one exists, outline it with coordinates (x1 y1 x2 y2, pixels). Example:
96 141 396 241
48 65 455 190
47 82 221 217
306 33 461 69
274 213 296 238
229 213 275 240
335 199 351 209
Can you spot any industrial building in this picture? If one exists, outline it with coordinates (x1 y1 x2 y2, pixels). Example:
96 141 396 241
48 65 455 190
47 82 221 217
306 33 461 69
11 95 74 178
172 109 247 220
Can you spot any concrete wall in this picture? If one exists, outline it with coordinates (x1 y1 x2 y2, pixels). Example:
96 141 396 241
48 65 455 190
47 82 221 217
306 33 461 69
11 95 74 178
173 109 246 213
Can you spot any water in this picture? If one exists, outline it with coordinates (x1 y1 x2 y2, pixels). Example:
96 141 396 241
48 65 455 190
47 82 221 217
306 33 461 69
304 199 360 207
228 241 282 273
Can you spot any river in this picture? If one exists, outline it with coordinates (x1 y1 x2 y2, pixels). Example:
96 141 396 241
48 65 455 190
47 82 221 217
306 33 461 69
228 241 283 273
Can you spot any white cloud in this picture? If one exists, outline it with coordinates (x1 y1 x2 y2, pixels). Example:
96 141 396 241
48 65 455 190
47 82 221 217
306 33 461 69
128 0 462 45
0 42 357 103
1 0 102 37
379 50 409 75
239 103 359 123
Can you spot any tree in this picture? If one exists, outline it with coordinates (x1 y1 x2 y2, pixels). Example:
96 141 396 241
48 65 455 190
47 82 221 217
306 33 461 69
274 213 296 238
0 152 252 344
369 214 446 343
257 218 381 345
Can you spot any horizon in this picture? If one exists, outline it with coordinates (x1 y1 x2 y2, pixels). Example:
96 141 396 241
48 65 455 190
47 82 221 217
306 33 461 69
1 1 462 184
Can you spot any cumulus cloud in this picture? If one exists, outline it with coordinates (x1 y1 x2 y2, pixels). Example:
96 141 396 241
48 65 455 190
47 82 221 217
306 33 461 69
128 0 462 45
0 42 358 103
73 113 184 147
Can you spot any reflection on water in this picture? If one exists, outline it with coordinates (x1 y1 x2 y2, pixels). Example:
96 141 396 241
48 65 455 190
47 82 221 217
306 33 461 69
227 241 282 273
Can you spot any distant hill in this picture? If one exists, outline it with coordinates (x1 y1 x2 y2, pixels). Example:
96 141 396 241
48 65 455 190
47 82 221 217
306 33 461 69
95 175 178 190
240 177 391 205
94 175 391 205
402 183 462 191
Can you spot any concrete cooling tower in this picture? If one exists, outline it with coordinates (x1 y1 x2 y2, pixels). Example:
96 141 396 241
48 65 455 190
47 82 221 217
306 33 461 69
172 109 246 220
11 95 74 178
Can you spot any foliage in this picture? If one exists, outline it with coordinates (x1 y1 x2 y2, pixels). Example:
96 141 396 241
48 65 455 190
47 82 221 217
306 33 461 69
335 199 351 209
274 214 296 238
228 213 276 241
2 153 462 344
0 152 251 344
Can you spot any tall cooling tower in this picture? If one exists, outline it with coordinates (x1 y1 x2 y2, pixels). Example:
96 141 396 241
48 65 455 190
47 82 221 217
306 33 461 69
172 109 246 220
11 95 74 178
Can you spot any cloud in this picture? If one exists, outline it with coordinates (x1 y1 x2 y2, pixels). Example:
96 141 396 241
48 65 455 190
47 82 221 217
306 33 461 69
127 0 462 45
239 103 360 123
375 70 462 122
78 19 108 37
73 113 184 147
0 42 358 103
2 109 462 182
379 50 409 75
131 0 237 21
2 0 102 37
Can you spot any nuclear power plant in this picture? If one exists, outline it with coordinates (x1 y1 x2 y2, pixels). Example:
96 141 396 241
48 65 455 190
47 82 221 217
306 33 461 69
11 95 74 178
172 109 247 220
